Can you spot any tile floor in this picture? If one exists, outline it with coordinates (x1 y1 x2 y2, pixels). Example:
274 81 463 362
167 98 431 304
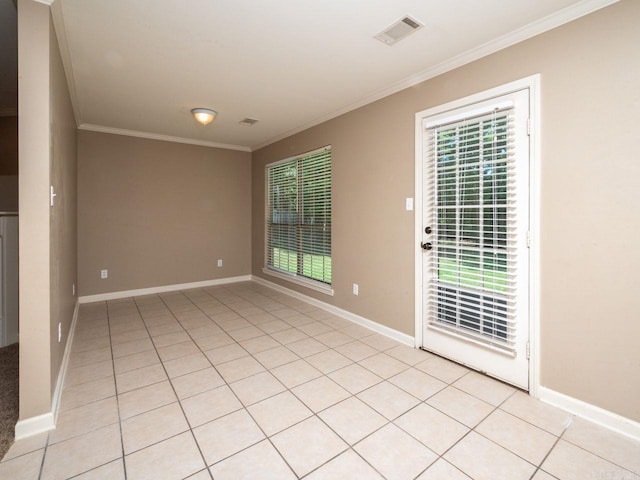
1 281 638 479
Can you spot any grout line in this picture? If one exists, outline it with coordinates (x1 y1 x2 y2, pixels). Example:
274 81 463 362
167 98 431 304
551 421 639 478
68 281 604 480
106 299 129 480
83 284 399 478
186 285 355 478
35 431 50 480
195 287 310 477
209 284 404 479
192 286 302 477
228 284 419 477
528 433 564 480
397 374 523 478
40 304 121 479
130 293 214 479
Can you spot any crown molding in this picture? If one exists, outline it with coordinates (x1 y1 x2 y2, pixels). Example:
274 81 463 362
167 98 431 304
78 123 252 152
51 0 81 126
252 0 620 151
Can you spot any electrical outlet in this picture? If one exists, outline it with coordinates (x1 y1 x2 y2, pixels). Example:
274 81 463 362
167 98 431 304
58 322 62 342
101 269 108 279
353 283 359 295
217 259 223 267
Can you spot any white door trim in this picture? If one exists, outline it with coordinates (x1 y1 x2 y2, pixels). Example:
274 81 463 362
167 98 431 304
414 74 541 394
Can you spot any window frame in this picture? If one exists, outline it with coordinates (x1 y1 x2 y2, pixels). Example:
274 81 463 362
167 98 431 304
263 146 333 296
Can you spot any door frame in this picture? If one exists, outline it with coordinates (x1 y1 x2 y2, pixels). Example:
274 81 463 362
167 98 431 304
414 74 541 396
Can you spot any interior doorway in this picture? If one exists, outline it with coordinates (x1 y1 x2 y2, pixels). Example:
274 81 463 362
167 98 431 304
0 0 20 461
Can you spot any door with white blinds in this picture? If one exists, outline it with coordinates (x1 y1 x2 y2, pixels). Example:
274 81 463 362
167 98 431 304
419 88 530 389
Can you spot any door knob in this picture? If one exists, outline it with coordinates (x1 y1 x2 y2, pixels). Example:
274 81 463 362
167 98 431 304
421 242 433 250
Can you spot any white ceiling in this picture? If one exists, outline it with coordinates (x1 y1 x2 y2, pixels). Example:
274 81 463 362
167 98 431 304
53 0 616 150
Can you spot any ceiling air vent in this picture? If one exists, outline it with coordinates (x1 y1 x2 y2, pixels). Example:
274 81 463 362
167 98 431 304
374 16 423 46
239 118 259 126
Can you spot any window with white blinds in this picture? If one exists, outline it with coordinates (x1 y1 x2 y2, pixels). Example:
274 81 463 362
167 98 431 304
266 146 332 288
425 107 519 352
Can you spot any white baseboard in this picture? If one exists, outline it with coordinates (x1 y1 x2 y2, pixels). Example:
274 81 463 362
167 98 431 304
251 275 640 441
51 299 80 424
14 299 80 440
78 275 253 303
251 275 415 347
14 412 55 441
538 386 640 441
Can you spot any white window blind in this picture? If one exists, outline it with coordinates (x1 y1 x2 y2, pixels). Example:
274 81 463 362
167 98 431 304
266 146 331 286
425 107 519 353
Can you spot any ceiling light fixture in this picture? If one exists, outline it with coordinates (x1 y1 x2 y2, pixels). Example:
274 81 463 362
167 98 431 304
191 108 217 125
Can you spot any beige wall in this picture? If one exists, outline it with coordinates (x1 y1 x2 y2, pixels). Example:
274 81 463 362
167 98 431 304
18 0 53 420
49 16 78 394
253 0 640 421
252 106 416 330
77 131 251 296
17 0 77 422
